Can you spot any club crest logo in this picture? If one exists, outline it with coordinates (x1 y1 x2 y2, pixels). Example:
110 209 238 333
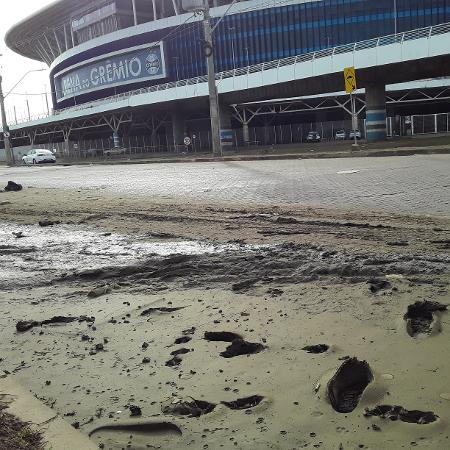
145 52 160 75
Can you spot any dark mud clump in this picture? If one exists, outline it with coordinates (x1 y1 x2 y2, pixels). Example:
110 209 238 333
364 405 438 424
222 395 264 410
302 344 329 354
368 278 391 293
204 331 242 342
173 327 195 345
165 356 182 367
4 181 22 192
129 405 142 417
162 399 216 417
170 348 190 356
220 339 265 358
38 220 61 227
174 336 191 345
16 315 95 333
140 306 184 316
404 300 447 337
327 357 373 413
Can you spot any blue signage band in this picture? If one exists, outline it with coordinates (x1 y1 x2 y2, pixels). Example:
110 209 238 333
54 42 166 102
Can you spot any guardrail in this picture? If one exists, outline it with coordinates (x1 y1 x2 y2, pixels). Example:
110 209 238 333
11 21 450 126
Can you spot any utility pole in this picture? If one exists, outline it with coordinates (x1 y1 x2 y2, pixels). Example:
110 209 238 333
202 2 222 157
0 75 14 165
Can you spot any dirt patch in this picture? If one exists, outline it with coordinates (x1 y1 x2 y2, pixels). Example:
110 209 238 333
0 402 44 450
302 344 329 354
204 331 242 342
221 395 264 410
162 399 216 417
404 300 448 337
364 405 438 424
220 339 265 358
140 306 185 316
16 315 95 333
326 358 373 413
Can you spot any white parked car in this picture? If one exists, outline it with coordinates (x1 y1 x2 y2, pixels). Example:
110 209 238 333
349 129 362 140
22 149 56 165
335 129 346 140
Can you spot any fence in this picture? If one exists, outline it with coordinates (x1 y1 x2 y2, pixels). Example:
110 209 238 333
4 113 448 162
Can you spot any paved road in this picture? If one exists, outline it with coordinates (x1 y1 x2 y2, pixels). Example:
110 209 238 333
1 154 449 217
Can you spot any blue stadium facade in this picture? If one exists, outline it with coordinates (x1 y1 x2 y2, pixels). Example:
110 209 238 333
4 0 450 153
6 0 450 108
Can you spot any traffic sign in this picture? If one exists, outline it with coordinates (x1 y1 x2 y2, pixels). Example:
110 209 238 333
344 67 357 93
3 131 10 138
183 136 191 146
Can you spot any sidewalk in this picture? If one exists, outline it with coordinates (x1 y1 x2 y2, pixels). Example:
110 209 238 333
0 376 98 450
2 135 450 167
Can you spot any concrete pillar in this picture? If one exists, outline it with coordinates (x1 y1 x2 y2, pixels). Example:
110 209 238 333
112 131 121 148
365 84 387 142
64 138 70 156
243 122 250 144
172 112 186 151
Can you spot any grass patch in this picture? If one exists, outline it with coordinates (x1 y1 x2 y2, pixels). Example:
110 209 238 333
0 403 45 450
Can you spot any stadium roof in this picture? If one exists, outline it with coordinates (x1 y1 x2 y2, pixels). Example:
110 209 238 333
5 0 93 62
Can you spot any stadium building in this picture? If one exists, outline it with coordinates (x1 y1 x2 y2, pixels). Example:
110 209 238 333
3 0 450 157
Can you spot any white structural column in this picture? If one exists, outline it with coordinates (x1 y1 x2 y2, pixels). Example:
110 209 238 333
53 29 63 56
152 0 157 19
63 24 69 51
43 33 56 61
171 0 179 15
131 0 138 25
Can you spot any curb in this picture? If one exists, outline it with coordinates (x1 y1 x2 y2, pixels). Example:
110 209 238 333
1 145 449 168
0 376 98 450
56 145 450 166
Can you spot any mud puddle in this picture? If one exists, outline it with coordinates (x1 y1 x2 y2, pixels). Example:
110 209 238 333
0 222 253 289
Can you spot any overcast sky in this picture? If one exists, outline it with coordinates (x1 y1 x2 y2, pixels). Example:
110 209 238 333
0 0 53 123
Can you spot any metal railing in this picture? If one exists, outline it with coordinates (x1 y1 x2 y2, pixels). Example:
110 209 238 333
13 21 450 126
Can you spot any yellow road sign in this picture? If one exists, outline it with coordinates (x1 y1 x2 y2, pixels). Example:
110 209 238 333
344 67 357 93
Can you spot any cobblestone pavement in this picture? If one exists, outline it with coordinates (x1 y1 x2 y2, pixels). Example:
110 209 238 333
1 154 449 217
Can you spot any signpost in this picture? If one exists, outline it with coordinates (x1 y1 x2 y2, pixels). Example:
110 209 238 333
344 67 358 147
183 136 191 153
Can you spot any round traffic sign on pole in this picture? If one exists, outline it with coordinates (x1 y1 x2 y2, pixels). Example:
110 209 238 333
183 136 191 146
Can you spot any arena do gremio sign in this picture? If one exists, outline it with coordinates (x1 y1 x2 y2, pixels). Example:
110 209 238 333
54 42 166 102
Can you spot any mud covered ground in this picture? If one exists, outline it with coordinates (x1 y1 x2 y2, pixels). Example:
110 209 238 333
0 187 450 450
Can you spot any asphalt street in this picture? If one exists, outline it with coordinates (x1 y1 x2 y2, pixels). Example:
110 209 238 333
1 154 449 217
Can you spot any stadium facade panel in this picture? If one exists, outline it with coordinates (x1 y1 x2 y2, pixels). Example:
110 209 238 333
6 0 450 110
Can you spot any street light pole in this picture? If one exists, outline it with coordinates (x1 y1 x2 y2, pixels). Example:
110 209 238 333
0 67 46 166
0 74 14 165
393 0 397 34
203 3 222 157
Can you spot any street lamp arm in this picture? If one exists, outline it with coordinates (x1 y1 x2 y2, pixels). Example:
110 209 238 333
4 68 46 99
